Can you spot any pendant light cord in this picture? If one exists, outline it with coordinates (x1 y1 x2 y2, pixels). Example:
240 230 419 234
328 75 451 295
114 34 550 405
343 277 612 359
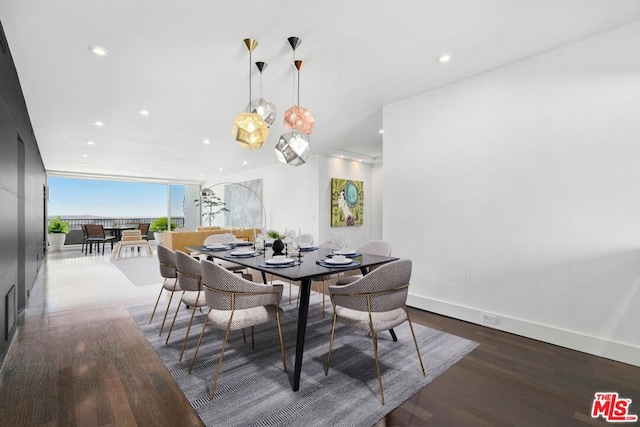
248 49 252 109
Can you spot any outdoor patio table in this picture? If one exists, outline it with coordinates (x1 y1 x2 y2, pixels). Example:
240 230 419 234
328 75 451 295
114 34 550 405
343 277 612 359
104 224 138 240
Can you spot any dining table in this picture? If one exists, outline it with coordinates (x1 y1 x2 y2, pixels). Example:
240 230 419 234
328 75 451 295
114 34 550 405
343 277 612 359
187 243 398 392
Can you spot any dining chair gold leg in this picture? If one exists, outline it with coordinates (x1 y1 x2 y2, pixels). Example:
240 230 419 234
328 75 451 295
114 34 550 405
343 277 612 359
189 313 210 374
165 297 183 344
406 311 426 376
210 314 234 400
321 277 325 319
149 282 165 323
372 331 385 405
159 288 177 336
179 292 201 361
325 310 338 376
275 307 287 372
288 280 292 304
251 326 255 350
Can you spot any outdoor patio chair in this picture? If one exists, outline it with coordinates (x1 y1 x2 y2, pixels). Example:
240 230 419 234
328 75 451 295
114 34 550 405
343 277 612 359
80 224 89 253
84 223 117 254
138 223 150 240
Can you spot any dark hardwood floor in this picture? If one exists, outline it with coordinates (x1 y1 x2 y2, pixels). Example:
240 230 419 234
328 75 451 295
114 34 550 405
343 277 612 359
1 247 638 426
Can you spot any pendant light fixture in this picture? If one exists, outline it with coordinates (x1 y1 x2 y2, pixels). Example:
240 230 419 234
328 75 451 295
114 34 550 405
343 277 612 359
249 61 277 126
283 38 314 134
276 37 312 166
231 38 269 149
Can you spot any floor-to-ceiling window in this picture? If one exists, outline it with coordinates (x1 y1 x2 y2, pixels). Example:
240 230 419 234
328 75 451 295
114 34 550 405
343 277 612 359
47 175 199 244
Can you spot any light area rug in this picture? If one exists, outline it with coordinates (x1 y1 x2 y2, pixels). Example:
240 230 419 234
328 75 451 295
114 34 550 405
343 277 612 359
111 254 163 286
129 287 479 426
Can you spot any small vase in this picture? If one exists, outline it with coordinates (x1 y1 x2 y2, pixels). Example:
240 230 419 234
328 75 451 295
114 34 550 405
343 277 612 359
272 239 285 255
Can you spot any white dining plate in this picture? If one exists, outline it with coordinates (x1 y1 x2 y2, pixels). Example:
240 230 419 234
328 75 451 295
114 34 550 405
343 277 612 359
266 257 295 265
206 244 227 249
231 249 255 256
333 249 356 255
324 257 353 265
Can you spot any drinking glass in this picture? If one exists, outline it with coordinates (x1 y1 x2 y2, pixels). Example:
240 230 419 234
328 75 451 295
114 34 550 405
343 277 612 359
290 240 300 257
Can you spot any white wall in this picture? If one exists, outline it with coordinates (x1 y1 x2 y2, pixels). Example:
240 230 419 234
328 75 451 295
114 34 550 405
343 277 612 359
182 184 201 230
203 157 321 240
384 22 640 366
371 162 383 240
204 154 381 249
317 155 377 249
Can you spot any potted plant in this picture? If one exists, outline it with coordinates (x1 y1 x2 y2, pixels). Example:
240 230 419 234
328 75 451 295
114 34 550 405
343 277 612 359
267 230 285 255
195 190 228 226
47 216 70 251
150 217 177 244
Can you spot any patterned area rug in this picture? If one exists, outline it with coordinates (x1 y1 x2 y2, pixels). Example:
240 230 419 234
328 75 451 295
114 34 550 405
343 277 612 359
128 287 478 426
111 254 163 286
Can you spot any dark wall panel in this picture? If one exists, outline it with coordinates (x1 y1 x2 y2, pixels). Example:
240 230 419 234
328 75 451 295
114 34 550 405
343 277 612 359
0 19 46 366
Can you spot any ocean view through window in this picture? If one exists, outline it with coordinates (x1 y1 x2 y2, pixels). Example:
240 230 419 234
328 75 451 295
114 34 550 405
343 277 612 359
46 177 199 242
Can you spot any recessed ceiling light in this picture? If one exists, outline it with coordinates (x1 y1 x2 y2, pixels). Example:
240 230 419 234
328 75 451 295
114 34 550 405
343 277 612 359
79 163 85 166
86 141 95 145
378 129 384 134
203 139 210 144
243 161 248 165
82 154 88 158
438 54 451 63
94 120 105 127
89 46 109 56
146 169 152 172
218 168 223 172
139 109 150 116
339 155 345 159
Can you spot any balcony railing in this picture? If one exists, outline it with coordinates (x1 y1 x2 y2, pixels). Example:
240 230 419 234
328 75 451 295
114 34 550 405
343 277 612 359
53 216 186 246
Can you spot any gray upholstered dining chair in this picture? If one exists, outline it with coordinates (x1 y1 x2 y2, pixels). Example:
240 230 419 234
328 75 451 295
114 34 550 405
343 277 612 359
202 234 247 274
298 233 314 246
165 251 208 361
334 240 392 286
325 259 425 405
313 236 349 316
150 245 181 336
189 259 287 400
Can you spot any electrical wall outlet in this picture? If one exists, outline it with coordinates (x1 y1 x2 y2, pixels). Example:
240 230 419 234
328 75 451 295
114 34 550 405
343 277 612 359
481 313 498 325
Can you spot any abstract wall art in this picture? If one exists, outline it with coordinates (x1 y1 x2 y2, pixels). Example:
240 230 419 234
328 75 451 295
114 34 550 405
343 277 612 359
331 178 363 227
224 179 263 228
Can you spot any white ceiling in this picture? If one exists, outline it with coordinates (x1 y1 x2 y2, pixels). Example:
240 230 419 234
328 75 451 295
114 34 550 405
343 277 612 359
1 1 639 183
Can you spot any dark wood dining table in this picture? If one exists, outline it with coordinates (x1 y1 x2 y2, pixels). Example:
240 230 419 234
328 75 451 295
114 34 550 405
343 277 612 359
187 244 398 392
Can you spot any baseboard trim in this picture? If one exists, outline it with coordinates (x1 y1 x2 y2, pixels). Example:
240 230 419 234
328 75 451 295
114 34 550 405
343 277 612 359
407 293 640 367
